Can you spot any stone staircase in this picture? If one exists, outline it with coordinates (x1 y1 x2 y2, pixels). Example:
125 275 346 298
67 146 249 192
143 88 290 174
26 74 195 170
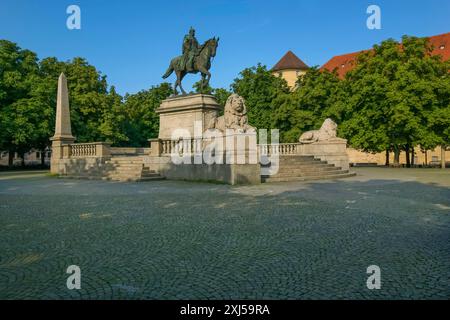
104 156 165 182
261 155 355 183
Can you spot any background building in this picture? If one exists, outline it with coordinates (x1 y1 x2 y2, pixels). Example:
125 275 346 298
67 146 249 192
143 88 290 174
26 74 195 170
0 149 51 167
321 32 449 78
271 51 309 89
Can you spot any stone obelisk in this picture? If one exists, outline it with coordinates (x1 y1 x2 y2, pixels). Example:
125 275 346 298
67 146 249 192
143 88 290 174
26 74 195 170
50 73 75 173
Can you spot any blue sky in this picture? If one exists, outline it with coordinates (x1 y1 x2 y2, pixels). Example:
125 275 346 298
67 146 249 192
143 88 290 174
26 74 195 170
1 0 449 95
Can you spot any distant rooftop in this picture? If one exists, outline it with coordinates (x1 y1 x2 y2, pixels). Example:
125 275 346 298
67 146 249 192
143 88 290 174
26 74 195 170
272 51 309 71
321 32 450 78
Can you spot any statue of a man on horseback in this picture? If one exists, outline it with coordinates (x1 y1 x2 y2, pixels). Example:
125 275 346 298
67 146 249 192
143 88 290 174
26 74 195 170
163 27 219 95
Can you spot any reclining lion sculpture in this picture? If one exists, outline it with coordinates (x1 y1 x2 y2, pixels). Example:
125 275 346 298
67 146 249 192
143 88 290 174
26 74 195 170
299 118 338 144
208 94 255 133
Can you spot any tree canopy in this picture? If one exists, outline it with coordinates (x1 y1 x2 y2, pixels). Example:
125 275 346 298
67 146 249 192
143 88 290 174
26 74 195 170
340 36 450 163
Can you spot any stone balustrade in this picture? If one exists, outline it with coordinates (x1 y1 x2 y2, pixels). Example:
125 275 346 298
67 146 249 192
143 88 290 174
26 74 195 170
258 143 301 155
151 140 331 157
68 142 111 158
149 138 203 157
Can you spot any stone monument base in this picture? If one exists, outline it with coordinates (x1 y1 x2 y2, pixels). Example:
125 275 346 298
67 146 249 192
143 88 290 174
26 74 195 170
156 94 222 140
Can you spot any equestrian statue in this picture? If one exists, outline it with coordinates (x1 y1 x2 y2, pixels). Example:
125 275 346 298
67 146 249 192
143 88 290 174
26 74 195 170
162 27 219 95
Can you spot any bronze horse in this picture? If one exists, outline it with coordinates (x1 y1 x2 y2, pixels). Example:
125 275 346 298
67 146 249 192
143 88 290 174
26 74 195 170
162 37 219 95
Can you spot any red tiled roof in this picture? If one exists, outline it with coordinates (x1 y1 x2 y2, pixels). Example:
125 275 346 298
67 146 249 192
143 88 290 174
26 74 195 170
321 32 450 78
272 50 309 71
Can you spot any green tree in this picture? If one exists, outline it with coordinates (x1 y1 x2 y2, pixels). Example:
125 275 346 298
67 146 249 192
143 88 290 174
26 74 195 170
122 83 173 147
341 36 450 166
192 80 231 108
231 64 289 130
0 40 40 166
272 67 345 142
212 87 232 108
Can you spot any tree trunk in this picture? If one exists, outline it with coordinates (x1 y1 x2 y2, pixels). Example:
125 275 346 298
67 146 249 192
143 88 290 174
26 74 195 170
442 145 447 169
424 150 428 166
405 145 411 168
20 152 25 167
411 146 415 167
393 145 400 167
385 149 390 166
8 151 14 168
41 149 46 167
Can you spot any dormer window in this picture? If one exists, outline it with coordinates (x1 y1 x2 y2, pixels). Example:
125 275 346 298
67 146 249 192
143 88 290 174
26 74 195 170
440 45 445 50
341 64 345 68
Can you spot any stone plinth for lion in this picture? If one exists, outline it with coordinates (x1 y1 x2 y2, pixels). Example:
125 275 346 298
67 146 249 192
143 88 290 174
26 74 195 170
297 118 350 170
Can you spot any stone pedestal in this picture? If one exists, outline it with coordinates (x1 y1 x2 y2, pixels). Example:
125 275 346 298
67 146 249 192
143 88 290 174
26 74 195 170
50 137 75 174
145 131 261 185
298 138 350 170
156 94 222 139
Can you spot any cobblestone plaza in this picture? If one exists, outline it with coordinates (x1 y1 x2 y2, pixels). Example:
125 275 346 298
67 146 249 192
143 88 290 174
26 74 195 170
0 168 449 299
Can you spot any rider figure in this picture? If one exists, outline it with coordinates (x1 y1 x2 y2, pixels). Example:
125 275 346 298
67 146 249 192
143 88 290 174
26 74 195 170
182 27 200 72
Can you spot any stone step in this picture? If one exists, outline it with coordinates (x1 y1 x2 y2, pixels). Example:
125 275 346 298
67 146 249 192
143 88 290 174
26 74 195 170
279 156 317 161
105 173 165 182
267 169 348 178
272 167 344 175
278 155 315 160
106 161 144 166
141 172 159 177
278 158 324 164
261 172 356 183
263 163 335 169
107 176 143 181
107 160 144 165
110 156 144 161
138 176 166 182
110 166 142 172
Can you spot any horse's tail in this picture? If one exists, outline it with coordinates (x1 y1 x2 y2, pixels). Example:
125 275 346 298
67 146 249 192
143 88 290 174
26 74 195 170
162 63 174 79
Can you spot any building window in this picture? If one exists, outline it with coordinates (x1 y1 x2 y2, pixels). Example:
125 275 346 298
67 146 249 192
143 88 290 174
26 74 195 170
440 45 445 50
36 152 40 159
47 152 52 158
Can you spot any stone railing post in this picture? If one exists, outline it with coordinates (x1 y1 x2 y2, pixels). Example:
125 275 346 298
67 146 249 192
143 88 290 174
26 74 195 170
96 142 111 157
148 138 162 157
